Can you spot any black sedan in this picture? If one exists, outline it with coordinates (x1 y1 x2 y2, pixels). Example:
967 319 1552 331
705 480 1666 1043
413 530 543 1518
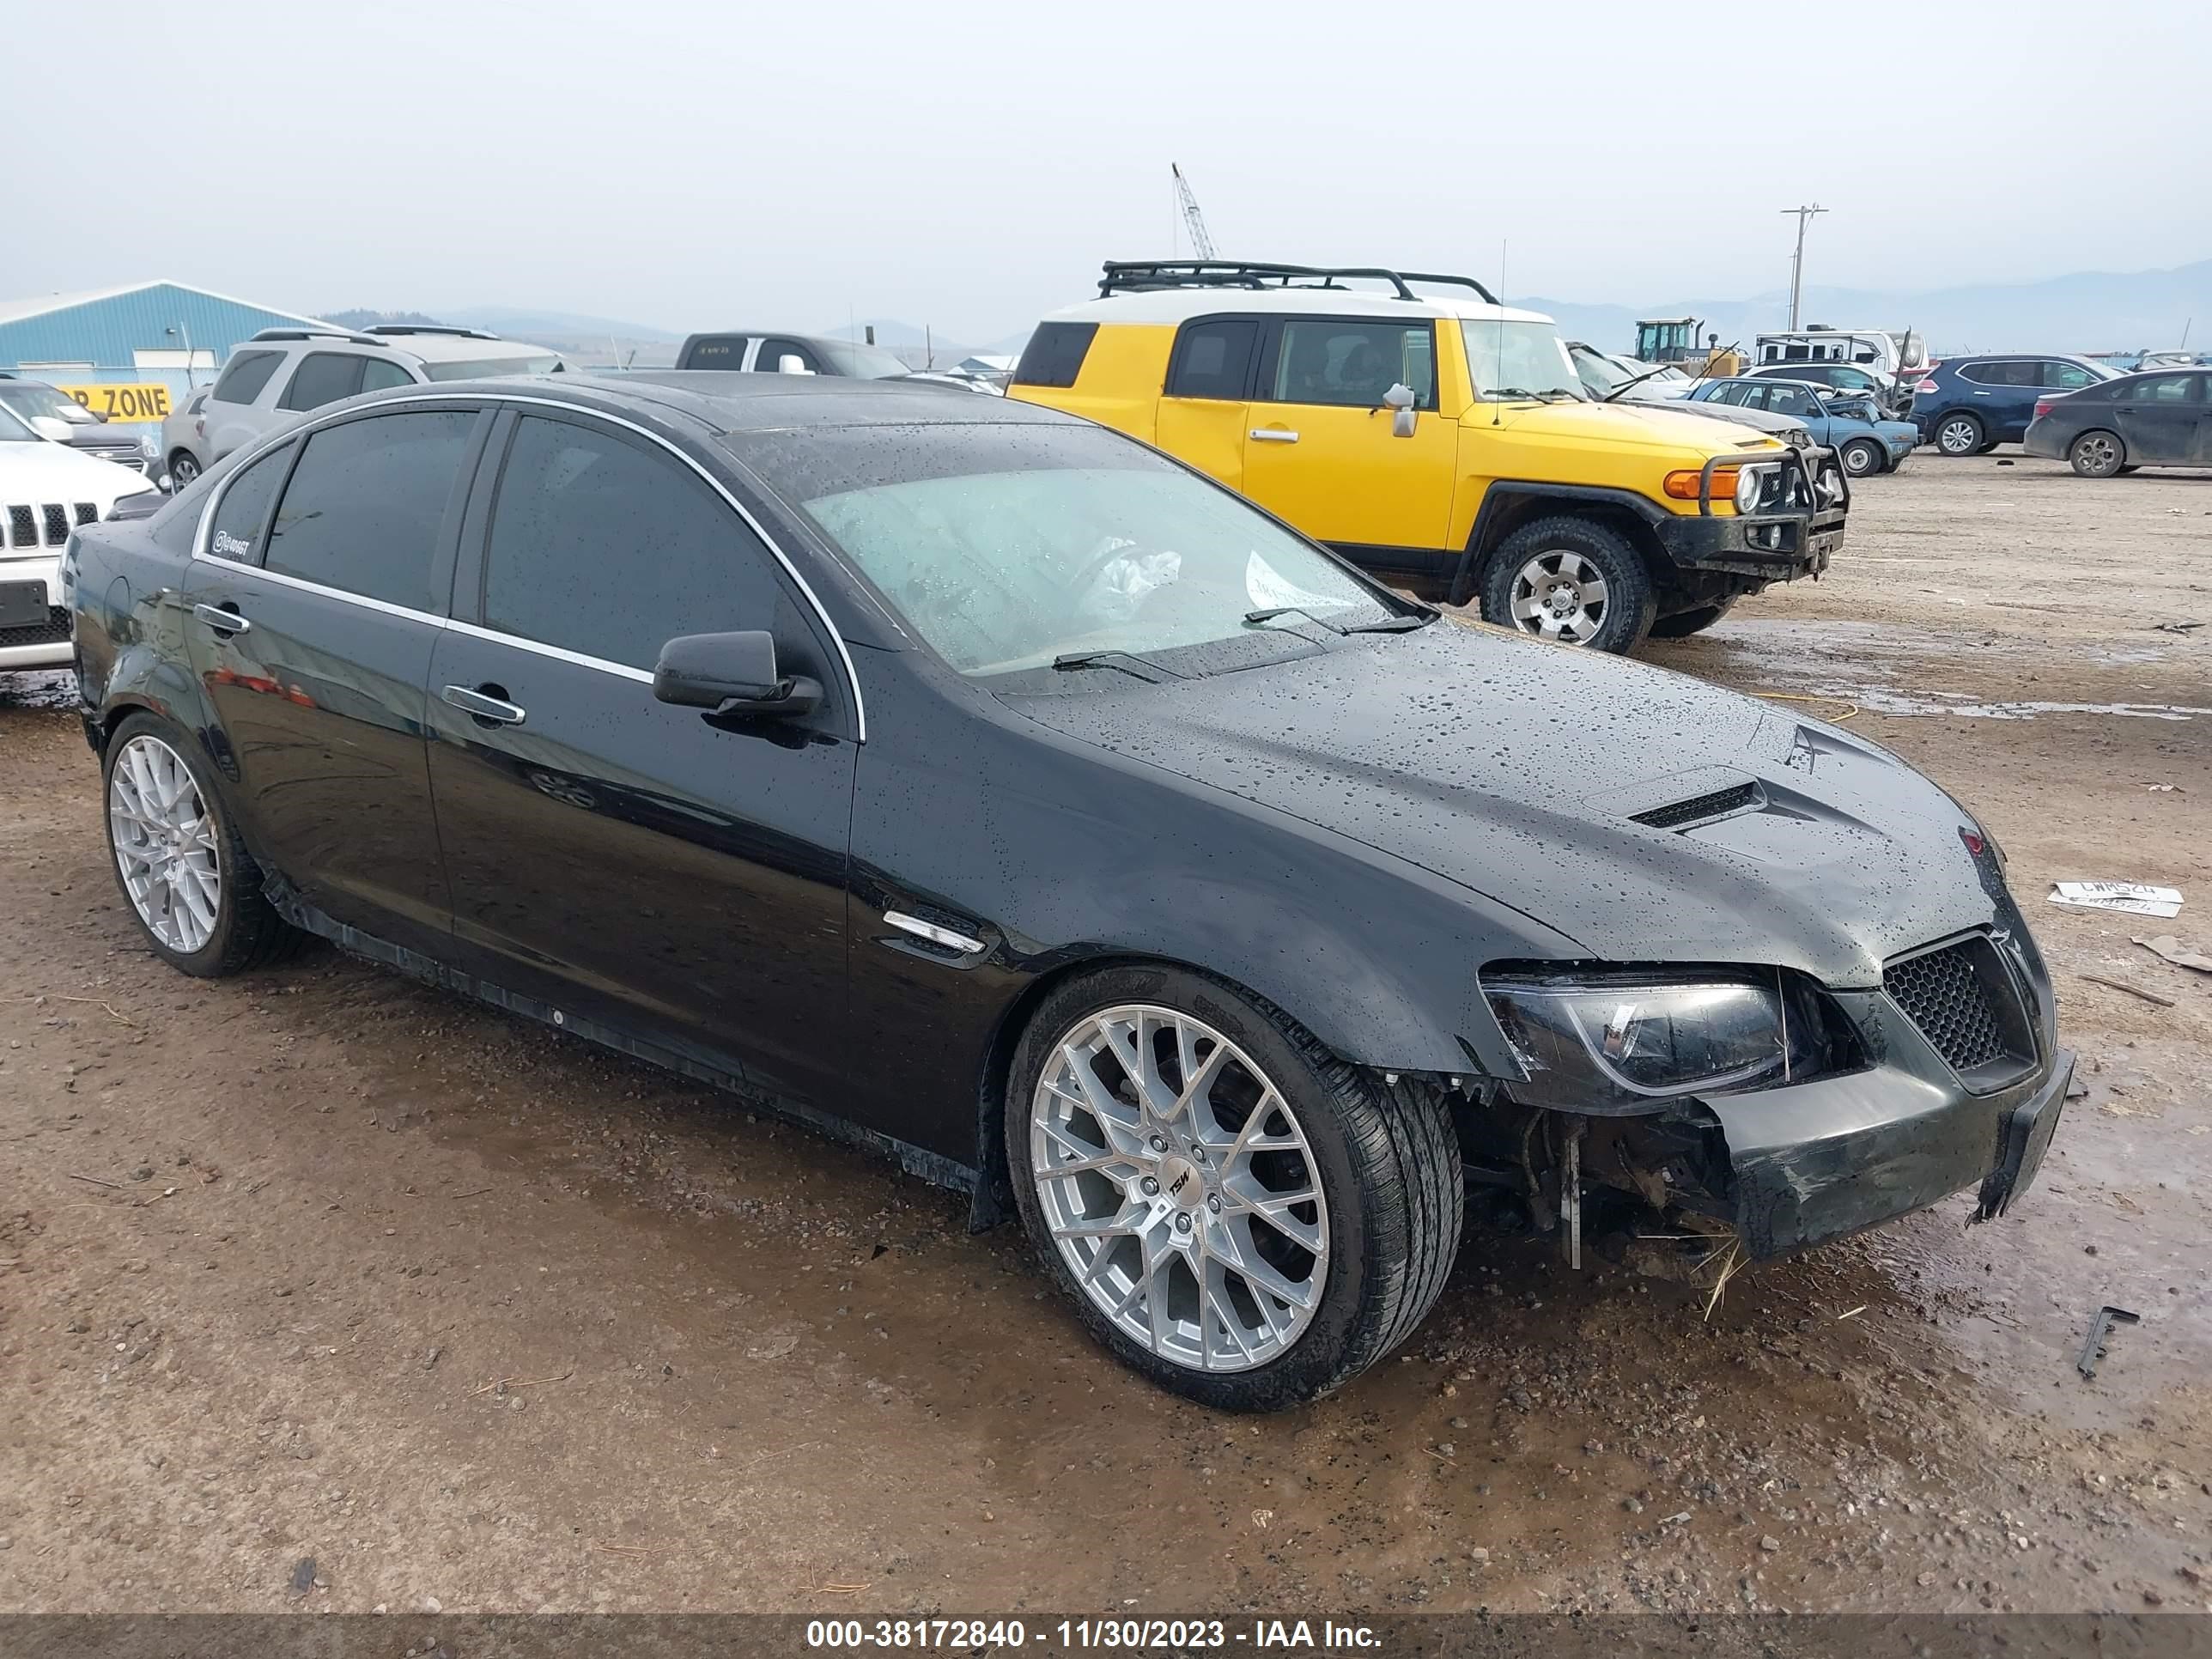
2025 368 2212 476
66 374 2071 1410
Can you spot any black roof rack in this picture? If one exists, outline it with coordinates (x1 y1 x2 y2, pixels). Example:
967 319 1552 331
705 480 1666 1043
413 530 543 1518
249 327 384 346
362 324 501 341
1098 260 1498 305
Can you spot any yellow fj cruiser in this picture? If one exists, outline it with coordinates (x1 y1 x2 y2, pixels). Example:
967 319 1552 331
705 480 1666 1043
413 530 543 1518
1008 262 1848 652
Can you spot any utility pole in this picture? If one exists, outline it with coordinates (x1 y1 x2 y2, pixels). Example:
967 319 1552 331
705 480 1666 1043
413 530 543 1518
1780 204 1826 330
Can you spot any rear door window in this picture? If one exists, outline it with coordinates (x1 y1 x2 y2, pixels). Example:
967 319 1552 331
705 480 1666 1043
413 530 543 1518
204 441 295 562
480 415 791 671
1011 323 1099 390
1261 320 1435 409
278 353 368 412
2139 374 2202 404
263 410 477 611
210 350 285 406
1165 319 1260 400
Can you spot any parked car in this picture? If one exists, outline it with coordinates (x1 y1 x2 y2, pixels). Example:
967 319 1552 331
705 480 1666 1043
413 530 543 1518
1752 327 1929 409
0 378 159 474
1909 355 2115 456
2025 369 2211 477
2133 350 2199 373
68 373 2069 1409
1686 378 1919 476
0 425 157 673
674 331 915 377
161 385 216 489
200 325 564 464
1007 261 1848 653
1735 359 1911 418
1569 343 1826 459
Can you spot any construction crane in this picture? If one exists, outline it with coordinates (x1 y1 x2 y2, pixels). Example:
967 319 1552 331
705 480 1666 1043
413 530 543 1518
1171 162 1217 260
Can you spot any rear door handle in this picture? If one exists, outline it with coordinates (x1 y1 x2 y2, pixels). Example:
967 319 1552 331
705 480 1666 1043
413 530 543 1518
192 603 250 635
1249 428 1299 443
441 684 526 726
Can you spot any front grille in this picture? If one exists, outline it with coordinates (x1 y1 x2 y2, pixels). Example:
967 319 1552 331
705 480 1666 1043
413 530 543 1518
6 506 33 549
74 502 97 526
1884 937 2032 1084
41 504 70 545
0 605 70 650
1632 782 1760 830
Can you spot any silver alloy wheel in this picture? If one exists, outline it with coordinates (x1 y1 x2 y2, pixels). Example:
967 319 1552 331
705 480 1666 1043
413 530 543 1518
1030 1003 1329 1372
170 453 199 487
1937 416 1980 454
2072 432 2122 476
1508 549 1609 645
108 733 221 955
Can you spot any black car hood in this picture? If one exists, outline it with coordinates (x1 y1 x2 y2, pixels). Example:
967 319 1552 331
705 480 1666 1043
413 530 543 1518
1006 622 1996 989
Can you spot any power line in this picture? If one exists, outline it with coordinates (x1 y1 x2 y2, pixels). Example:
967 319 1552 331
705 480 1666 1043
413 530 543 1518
1779 204 1827 330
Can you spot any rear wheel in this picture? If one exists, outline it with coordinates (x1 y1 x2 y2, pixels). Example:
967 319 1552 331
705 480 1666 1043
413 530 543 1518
1934 412 1985 456
2069 430 2125 477
101 713 305 977
1838 438 1883 477
1648 598 1737 639
166 451 201 489
1480 516 1656 653
1006 964 1462 1410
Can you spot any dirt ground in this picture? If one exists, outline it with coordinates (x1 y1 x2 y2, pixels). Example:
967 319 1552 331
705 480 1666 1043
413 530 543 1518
2 454 2208 1620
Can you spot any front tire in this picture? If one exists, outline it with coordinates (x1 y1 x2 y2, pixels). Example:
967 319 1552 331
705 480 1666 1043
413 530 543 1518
1006 964 1462 1410
2069 430 2125 478
1838 438 1883 477
1480 516 1657 653
102 713 305 977
1933 412 1984 456
167 451 201 489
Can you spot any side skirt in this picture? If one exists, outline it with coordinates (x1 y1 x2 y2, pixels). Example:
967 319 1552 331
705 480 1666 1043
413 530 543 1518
260 876 983 1201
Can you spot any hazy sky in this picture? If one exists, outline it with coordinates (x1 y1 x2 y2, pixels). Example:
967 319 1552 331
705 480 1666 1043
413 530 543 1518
13 0 2209 343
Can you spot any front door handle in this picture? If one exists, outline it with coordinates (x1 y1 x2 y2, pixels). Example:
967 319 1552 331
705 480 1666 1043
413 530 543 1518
192 603 250 635
1249 428 1299 443
441 684 526 726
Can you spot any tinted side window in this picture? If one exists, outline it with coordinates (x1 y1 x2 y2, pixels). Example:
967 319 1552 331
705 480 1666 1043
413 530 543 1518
204 441 294 562
2141 374 2201 403
279 353 368 412
1265 320 1435 409
680 335 751 369
211 350 284 406
264 411 475 611
482 416 787 672
1012 322 1099 390
361 358 416 392
1166 319 1259 399
755 337 823 374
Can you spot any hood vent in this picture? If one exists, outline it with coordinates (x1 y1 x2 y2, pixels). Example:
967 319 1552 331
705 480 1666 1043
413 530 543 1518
1632 781 1761 830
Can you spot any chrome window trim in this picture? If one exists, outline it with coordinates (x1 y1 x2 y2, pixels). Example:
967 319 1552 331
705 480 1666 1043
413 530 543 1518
185 555 448 628
445 617 654 684
193 389 867 741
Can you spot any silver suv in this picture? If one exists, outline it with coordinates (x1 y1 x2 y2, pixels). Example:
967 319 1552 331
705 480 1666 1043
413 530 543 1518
201 325 563 463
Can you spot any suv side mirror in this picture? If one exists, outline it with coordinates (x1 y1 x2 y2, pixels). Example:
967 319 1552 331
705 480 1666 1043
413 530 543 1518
653 630 821 719
775 354 814 376
1382 381 1417 437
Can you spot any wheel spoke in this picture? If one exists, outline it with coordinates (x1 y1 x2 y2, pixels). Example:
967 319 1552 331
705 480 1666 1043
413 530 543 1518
108 734 222 958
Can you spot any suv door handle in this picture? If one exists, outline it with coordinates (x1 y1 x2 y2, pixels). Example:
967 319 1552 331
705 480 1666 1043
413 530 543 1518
192 603 250 635
1249 428 1299 443
441 684 526 726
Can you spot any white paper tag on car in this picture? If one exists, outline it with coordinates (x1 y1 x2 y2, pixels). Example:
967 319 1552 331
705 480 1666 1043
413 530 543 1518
2050 881 2183 918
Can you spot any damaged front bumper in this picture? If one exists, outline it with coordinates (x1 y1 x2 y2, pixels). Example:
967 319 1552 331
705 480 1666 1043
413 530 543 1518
1701 1044 2073 1258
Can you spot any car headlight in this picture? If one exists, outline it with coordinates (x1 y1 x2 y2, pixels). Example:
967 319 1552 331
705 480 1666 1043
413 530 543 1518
1484 974 1838 1112
141 433 159 457
1734 464 1767 514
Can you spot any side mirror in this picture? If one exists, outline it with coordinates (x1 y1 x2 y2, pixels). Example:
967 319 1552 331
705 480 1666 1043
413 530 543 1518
1382 382 1417 438
653 630 821 720
30 416 72 441
775 354 814 376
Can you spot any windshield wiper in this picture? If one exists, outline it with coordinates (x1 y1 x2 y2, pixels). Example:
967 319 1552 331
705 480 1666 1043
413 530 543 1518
1243 605 1348 636
1342 612 1435 634
1601 365 1676 403
1050 648 1183 682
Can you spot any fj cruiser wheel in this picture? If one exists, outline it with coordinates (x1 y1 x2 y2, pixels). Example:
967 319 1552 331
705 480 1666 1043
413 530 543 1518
1006 964 1462 1411
2069 430 2125 478
167 452 201 489
1480 517 1657 653
1647 598 1737 639
1934 413 1984 457
101 713 305 977
1838 438 1883 477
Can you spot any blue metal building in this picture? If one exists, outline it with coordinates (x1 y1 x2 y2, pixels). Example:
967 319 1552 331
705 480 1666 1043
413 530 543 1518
0 281 334 426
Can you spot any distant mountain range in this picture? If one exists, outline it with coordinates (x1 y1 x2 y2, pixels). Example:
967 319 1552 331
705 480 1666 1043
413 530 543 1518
327 259 2209 369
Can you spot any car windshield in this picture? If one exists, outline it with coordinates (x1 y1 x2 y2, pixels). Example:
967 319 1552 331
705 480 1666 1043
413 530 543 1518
0 382 100 424
1463 320 1584 401
818 341 914 380
0 403 38 441
420 354 562 380
777 422 1397 678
